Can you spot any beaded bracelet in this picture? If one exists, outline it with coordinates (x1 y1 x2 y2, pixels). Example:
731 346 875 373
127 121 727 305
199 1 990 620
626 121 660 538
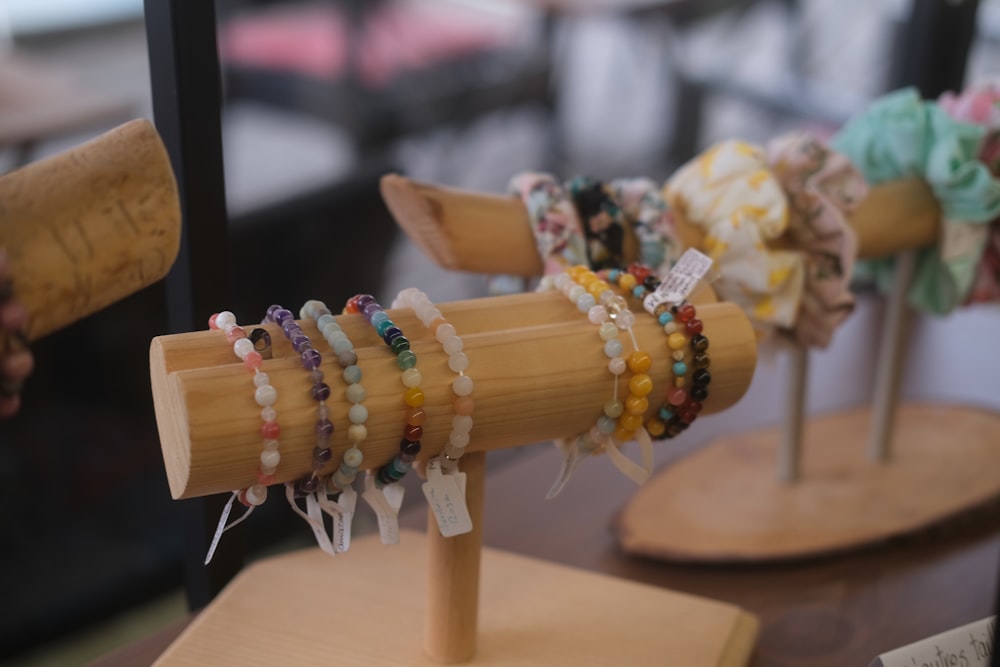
391 287 475 471
539 266 654 497
262 305 331 497
603 265 712 438
346 294 423 487
300 300 368 494
203 310 278 563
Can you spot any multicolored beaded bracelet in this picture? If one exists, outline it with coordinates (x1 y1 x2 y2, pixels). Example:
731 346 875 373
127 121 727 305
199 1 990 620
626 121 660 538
346 294 423 488
262 305 331 497
603 265 712 438
203 310 277 563
300 300 367 494
391 287 475 471
539 266 654 497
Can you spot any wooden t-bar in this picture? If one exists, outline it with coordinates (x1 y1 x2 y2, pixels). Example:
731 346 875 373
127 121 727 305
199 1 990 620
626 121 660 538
0 119 181 340
150 291 757 500
379 174 940 275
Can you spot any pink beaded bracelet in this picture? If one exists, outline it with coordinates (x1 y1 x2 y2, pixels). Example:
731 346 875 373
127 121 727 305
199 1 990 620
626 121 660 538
203 310 279 563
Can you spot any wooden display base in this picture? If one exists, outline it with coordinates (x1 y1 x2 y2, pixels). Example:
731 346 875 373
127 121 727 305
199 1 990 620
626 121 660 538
153 530 758 666
616 403 1000 563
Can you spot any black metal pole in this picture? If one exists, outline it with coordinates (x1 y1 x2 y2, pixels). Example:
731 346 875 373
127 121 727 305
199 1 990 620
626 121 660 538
143 0 243 609
889 0 980 96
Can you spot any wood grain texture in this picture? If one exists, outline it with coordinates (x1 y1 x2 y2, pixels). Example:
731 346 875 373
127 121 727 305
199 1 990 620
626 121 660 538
150 292 758 499
379 175 940 276
152 530 758 667
616 403 1000 562
0 119 181 339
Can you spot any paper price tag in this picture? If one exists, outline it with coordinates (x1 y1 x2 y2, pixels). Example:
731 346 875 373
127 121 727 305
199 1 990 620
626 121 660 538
332 487 356 553
643 248 713 315
870 616 995 667
362 474 404 545
422 459 473 537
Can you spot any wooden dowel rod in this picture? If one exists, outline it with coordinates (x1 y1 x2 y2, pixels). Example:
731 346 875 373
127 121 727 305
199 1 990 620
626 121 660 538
380 175 941 274
0 119 181 340
777 345 808 484
424 450 486 663
150 292 757 499
867 250 917 462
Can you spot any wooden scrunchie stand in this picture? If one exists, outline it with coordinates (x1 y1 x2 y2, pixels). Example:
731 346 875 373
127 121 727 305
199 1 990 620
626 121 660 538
380 174 1000 565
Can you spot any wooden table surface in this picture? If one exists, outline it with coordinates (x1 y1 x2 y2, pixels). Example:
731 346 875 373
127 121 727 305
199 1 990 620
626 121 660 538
91 443 1000 667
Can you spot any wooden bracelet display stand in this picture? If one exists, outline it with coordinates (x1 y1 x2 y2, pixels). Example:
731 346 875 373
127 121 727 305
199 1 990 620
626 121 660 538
149 292 760 666
0 119 181 341
380 174 1000 564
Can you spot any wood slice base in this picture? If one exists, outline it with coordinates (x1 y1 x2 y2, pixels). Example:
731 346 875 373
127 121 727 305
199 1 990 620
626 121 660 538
616 403 1000 563
153 530 758 666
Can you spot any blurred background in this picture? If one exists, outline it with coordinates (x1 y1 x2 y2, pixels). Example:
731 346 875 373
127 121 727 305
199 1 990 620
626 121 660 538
1 1 999 664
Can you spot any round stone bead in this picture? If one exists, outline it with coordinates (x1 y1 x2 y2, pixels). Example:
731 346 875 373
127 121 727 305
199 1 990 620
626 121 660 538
401 367 423 388
693 369 711 386
672 361 688 377
691 385 709 401
343 365 362 384
603 400 624 419
597 415 617 434
435 323 457 343
685 318 704 335
233 337 254 360
338 350 359 367
604 338 624 358
348 403 368 425
646 418 666 438
442 335 463 355
406 407 427 425
260 406 277 423
691 334 710 352
245 484 267 506
315 419 334 439
614 426 636 443
453 397 475 416
598 321 618 341
343 446 364 468
619 413 643 431
576 293 596 312
404 424 423 442
253 372 270 387
676 304 696 323
311 382 330 401
625 394 649 416
608 357 627 376
448 353 469 373
312 447 333 465
345 383 366 404
452 414 474 432
612 308 635 330
449 431 470 448
693 353 710 369
214 311 237 330
628 373 654 397
348 424 367 443
401 439 422 456
260 449 280 469
404 387 425 407
396 349 417 370
667 387 687 406
332 336 355 355
453 375 474 396
667 332 687 350
254 384 277 406
627 351 652 373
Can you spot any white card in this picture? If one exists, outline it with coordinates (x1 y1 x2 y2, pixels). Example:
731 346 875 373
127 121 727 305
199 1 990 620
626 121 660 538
870 616 995 667
422 458 473 537
643 248 714 315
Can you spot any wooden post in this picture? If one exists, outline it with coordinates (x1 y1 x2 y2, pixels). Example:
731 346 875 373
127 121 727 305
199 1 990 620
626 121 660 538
867 250 917 463
0 119 181 340
424 450 486 663
778 345 809 484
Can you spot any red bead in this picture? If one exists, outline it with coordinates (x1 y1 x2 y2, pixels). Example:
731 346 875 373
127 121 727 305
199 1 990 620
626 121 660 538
404 424 423 442
629 262 653 283
243 350 262 370
261 421 280 439
345 297 360 314
679 410 698 424
667 387 687 406
676 304 696 323
208 313 220 329
685 318 703 335
257 471 276 485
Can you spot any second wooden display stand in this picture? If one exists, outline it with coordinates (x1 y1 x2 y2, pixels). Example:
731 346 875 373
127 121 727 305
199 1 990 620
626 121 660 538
150 291 760 666
379 174 1000 565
